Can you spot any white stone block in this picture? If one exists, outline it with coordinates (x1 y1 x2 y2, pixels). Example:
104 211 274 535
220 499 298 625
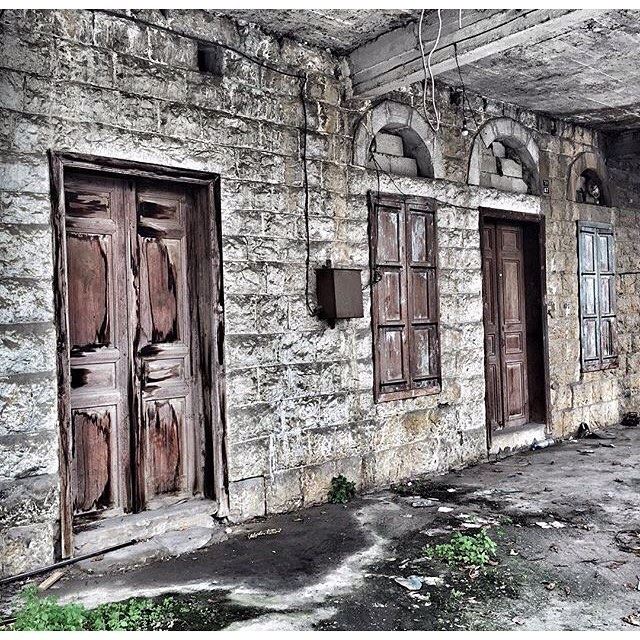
371 153 418 177
491 141 506 158
481 153 497 173
375 132 404 156
490 174 529 194
500 157 523 178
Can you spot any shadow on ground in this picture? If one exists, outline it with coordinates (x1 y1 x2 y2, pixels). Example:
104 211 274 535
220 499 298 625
4 425 640 630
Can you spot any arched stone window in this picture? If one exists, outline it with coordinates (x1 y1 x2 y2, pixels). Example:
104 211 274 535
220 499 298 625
567 151 610 206
468 117 540 195
353 100 443 179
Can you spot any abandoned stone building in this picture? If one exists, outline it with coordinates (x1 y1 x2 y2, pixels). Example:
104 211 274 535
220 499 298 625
1 8 640 579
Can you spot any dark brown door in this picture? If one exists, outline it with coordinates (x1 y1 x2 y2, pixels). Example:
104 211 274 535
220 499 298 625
482 222 530 435
64 172 209 522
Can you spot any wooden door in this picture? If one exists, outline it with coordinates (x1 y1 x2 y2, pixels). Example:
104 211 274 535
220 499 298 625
481 222 530 435
63 171 208 525
133 182 198 510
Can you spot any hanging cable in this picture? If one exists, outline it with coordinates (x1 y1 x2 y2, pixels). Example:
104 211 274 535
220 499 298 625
300 73 314 317
418 8 442 133
454 41 481 133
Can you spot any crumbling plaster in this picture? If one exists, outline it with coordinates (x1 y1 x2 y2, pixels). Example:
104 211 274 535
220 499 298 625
0 9 639 578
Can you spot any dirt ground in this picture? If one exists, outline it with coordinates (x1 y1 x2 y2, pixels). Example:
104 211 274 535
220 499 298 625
4 424 640 630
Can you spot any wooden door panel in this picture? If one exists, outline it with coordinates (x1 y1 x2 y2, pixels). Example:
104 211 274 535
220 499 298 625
71 407 114 513
135 184 196 507
146 398 185 496
505 362 527 421
481 221 529 434
497 224 529 429
481 224 502 430
501 259 523 323
66 234 111 349
64 174 130 519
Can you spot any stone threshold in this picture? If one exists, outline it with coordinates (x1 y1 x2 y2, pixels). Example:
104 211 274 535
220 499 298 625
72 499 227 573
488 422 547 458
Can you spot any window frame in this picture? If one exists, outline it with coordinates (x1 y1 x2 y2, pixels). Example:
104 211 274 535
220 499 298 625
577 220 618 373
368 191 441 403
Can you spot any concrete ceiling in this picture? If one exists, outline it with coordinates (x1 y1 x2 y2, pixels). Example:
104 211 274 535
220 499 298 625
212 9 422 54
217 9 640 130
436 10 640 130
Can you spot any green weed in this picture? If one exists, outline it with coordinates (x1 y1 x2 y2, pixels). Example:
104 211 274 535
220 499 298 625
327 474 357 504
425 529 498 567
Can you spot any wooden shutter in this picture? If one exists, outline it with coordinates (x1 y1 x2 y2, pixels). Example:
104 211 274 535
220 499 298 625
369 193 441 401
578 221 617 372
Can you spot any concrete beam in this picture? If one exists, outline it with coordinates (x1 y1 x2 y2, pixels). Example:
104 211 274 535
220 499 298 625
348 9 603 99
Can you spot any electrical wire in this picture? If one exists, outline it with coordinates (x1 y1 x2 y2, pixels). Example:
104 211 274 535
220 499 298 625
98 10 315 317
300 73 314 316
454 41 481 133
418 8 442 133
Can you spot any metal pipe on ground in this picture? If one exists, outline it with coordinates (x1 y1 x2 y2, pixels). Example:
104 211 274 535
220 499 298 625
0 539 139 588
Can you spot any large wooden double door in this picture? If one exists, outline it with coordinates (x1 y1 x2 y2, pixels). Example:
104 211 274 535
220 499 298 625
58 165 220 551
481 221 530 433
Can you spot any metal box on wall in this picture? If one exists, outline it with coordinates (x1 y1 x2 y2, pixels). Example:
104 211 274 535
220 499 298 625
315 267 364 326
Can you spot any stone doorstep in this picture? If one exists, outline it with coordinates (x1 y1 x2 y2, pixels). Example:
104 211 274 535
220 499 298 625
489 422 547 457
73 500 224 559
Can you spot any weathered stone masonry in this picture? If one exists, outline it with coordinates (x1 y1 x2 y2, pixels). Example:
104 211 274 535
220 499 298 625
1 10 639 576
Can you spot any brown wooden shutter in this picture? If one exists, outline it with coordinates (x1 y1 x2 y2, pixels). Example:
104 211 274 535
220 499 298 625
578 221 617 372
369 193 441 401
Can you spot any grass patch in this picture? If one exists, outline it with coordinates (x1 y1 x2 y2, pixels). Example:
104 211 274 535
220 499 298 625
425 529 497 568
6 587 178 631
328 475 356 504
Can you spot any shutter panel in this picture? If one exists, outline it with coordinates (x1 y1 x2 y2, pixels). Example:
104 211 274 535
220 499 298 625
372 197 411 397
597 226 617 369
578 222 617 372
406 203 440 392
369 193 441 400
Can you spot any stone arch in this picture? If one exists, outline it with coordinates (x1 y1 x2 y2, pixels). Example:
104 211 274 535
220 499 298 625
468 117 541 195
566 150 610 206
353 100 444 179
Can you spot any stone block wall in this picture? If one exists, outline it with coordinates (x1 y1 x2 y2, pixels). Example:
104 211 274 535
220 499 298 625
0 9 638 576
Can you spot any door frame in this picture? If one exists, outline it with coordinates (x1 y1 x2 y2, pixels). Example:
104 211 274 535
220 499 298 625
479 208 550 450
49 151 228 558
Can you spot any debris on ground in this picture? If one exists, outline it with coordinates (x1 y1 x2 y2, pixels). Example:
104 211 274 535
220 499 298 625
622 612 640 627
615 530 640 556
437 506 454 513
247 528 282 540
531 438 555 450
421 576 445 587
38 570 66 591
621 412 640 427
535 521 566 529
394 576 423 591
411 498 440 508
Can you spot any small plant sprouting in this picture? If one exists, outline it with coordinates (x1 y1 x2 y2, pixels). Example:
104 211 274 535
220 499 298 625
327 474 357 504
424 529 498 568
